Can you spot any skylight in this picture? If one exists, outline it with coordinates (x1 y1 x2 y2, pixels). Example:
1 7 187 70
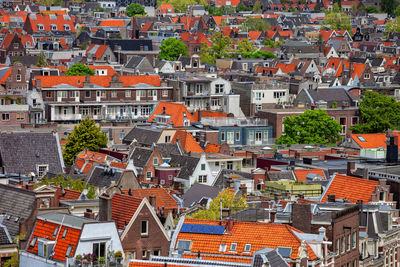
357 136 367 142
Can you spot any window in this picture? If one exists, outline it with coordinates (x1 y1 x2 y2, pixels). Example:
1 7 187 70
255 131 262 141
198 175 207 183
341 237 345 254
64 24 70 31
263 131 268 140
124 90 131 97
142 250 147 258
37 165 48 177
244 244 251 252
119 132 125 140
347 235 350 251
165 135 171 142
96 90 106 98
52 226 59 238
93 242 106 259
230 243 237 251
177 240 191 251
336 239 340 254
352 232 356 249
46 91 53 98
248 131 254 141
351 117 359 125
235 131 240 141
364 73 370 79
255 92 262 100
51 25 57 31
111 91 117 98
227 161 233 170
273 91 286 99
16 113 24 121
80 107 90 116
243 63 248 71
201 164 205 170
162 90 168 97
154 158 158 165
146 172 152 178
379 191 385 201
215 84 224 94
168 175 173 180
339 117 346 134
141 220 148 236
85 91 91 98
30 236 37 248
13 43 19 49
137 90 146 97
221 131 226 141
57 91 67 98
256 104 262 111
66 245 73 257
62 229 68 239
16 74 21 81
153 250 160 256
38 24 44 31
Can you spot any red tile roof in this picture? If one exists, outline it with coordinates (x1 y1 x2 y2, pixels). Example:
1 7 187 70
248 31 261 41
148 101 196 127
177 218 317 261
27 13 75 33
321 174 379 203
86 44 107 60
0 33 16 50
205 143 221 153
294 168 326 181
172 130 204 154
156 4 174 14
26 218 80 262
55 187 82 200
111 193 142 229
0 67 11 83
88 65 117 76
351 63 366 80
34 75 161 88
276 63 297 74
349 133 389 149
100 19 125 27
183 253 252 263
130 188 178 213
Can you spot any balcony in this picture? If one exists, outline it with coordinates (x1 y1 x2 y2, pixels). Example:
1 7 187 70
52 114 82 121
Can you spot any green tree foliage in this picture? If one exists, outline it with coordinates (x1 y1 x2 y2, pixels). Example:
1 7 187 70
381 0 398 15
160 0 206 13
236 39 276 58
242 17 270 31
253 1 262 13
4 234 25 267
36 175 97 199
63 117 108 165
200 32 233 64
237 3 251 12
323 3 352 31
365 6 380 13
125 3 145 16
385 17 400 35
395 4 400 16
264 38 284 48
190 189 248 220
351 91 400 133
65 63 95 76
276 109 342 145
36 53 48 67
158 38 188 61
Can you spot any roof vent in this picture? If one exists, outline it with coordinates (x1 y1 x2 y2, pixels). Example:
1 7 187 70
35 151 40 157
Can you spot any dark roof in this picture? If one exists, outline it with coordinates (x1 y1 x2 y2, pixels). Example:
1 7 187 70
156 143 182 158
0 221 12 245
0 184 36 237
182 183 220 208
10 56 39 67
267 170 296 181
86 165 123 188
107 39 153 51
130 147 153 168
125 55 145 69
213 169 253 188
170 154 199 180
299 88 358 107
123 127 162 146
253 247 290 267
0 132 63 175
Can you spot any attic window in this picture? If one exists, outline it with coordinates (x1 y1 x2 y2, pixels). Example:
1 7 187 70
63 15 71 20
30 236 38 248
62 229 68 239
277 247 292 258
51 24 57 31
66 245 73 257
357 136 366 142
64 24 70 31
6 215 11 220
49 14 56 20
14 217 19 222
52 226 59 238
244 244 251 252
38 24 44 31
37 165 48 177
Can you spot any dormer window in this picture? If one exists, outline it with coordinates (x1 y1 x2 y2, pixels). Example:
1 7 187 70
38 24 44 31
64 24 70 31
51 24 57 31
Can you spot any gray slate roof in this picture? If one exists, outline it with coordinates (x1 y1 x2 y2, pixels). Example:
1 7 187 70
123 127 162 146
0 184 36 237
0 132 63 175
213 169 253 188
0 218 12 245
170 154 199 180
253 247 290 267
182 183 220 208
156 143 182 158
130 147 153 168
267 170 295 181
86 165 123 188
38 212 94 229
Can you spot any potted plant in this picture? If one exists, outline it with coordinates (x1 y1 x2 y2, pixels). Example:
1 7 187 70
114 251 123 264
75 254 82 267
98 256 106 267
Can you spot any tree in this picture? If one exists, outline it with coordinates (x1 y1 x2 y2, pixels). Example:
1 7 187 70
276 109 342 145
36 53 48 67
253 1 262 13
63 117 108 165
158 38 188 61
381 0 398 15
395 4 400 16
324 3 352 31
200 32 233 64
65 63 95 76
241 17 270 31
4 234 25 267
190 189 248 220
385 17 400 36
125 3 145 17
36 175 97 199
237 3 251 12
236 39 257 56
351 91 400 133
365 6 379 13
159 0 206 13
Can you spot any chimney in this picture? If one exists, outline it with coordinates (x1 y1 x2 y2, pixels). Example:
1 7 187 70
362 168 369 179
99 194 112 221
225 218 234 232
292 203 312 233
149 195 156 208
327 194 336 202
227 177 234 188
26 182 34 191
84 209 95 219
239 184 247 196
347 161 355 176
221 208 231 220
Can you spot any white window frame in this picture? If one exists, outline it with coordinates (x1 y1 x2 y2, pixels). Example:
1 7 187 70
37 164 49 177
141 220 149 236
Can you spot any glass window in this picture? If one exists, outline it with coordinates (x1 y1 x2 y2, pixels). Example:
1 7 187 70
263 130 268 140
1 113 9 121
141 220 148 235
177 240 191 250
111 91 117 98
235 131 240 141
85 91 91 98
221 131 226 141
249 131 254 141
201 164 205 170
352 232 356 249
93 242 106 259
230 243 237 251
198 175 207 183
244 244 251 252
215 84 224 94
154 158 158 165
255 131 262 141
62 229 68 239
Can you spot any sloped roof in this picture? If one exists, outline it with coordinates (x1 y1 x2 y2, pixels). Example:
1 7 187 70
172 130 204 154
111 193 142 229
170 154 200 180
130 147 153 168
205 143 221 153
182 183 220 208
148 101 197 127
349 133 388 149
100 19 125 27
87 165 123 188
320 174 379 203
176 218 317 261
27 13 75 32
294 169 326 181
131 188 178 212
86 44 107 60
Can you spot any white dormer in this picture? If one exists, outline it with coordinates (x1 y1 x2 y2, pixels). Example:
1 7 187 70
38 24 44 31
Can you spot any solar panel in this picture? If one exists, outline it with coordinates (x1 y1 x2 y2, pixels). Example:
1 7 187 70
277 247 292 258
180 224 225 235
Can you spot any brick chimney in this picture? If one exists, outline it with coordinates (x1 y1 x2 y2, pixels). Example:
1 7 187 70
347 161 355 176
84 208 95 219
239 184 247 196
221 208 231 220
292 203 312 233
327 194 336 203
225 218 234 232
149 195 156 208
99 194 112 221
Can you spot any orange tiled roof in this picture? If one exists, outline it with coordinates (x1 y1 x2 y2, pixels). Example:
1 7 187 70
110 162 127 169
111 193 142 229
177 218 317 261
148 101 196 127
27 13 75 33
88 65 117 76
172 130 204 154
156 4 174 14
86 44 107 60
34 75 161 88
183 253 252 263
0 33 16 50
248 31 261 41
294 168 326 181
351 63 366 80
130 262 193 267
26 219 80 262
193 110 228 120
205 143 221 153
350 133 387 149
0 67 11 83
55 186 82 200
276 63 297 74
100 19 125 27
321 174 379 203
130 188 178 213
77 150 108 163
